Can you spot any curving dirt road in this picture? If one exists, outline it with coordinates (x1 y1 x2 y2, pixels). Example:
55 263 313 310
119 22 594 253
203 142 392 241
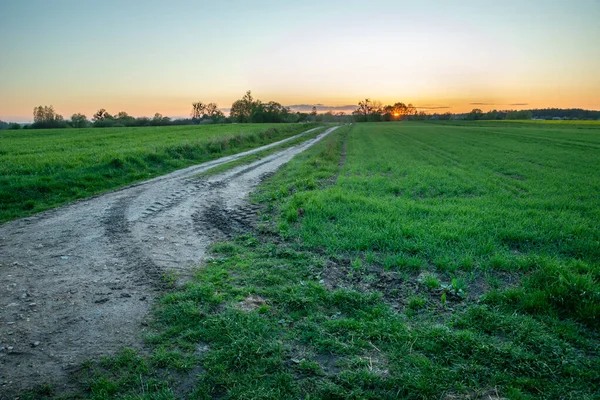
0 126 338 395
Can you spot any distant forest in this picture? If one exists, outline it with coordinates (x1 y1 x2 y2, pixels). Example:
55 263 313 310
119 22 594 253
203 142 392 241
1 92 599 130
441 107 600 121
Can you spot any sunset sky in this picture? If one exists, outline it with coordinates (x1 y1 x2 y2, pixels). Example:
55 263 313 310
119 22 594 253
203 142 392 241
1 0 599 121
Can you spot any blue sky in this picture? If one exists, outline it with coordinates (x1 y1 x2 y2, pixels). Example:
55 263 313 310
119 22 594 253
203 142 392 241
1 0 599 121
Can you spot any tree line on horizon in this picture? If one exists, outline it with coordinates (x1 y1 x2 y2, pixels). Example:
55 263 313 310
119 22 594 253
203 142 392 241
349 99 600 122
1 91 342 130
1 92 599 130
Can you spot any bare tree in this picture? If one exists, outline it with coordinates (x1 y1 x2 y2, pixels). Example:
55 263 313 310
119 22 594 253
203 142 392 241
205 103 219 117
191 102 206 120
357 99 373 116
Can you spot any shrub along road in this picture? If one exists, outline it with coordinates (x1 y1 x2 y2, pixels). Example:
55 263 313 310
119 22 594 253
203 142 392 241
0 126 337 396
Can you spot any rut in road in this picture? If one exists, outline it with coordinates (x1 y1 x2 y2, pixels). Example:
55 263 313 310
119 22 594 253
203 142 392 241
0 126 338 395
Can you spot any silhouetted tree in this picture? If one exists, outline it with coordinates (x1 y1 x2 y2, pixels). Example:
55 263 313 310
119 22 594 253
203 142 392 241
191 102 206 121
205 103 225 122
152 113 171 126
32 105 67 128
230 91 259 123
70 113 89 128
356 99 373 117
93 108 112 122
466 108 483 120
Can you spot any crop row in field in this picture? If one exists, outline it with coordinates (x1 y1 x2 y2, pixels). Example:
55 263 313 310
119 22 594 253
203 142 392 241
0 123 317 223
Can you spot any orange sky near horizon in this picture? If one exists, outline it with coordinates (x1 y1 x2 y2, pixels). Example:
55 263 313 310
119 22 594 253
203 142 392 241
1 0 599 121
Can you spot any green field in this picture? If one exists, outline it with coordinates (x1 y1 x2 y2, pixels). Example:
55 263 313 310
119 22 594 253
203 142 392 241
22 121 600 399
0 123 317 223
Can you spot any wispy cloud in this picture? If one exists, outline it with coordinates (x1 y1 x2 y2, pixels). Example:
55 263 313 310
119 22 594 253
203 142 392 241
416 106 451 110
509 103 529 106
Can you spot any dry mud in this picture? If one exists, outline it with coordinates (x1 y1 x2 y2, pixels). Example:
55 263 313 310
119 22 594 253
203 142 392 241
0 126 338 396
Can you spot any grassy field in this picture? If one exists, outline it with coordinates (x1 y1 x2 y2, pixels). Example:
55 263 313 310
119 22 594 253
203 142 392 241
0 123 317 223
23 121 600 399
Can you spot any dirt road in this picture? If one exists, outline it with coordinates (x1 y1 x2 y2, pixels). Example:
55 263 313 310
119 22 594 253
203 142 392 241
0 126 338 394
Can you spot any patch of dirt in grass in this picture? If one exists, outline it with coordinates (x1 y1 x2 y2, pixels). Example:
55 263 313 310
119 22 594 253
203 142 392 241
321 258 419 312
360 351 389 377
171 365 205 399
320 257 515 314
313 353 341 375
236 295 267 312
285 343 341 376
0 127 338 396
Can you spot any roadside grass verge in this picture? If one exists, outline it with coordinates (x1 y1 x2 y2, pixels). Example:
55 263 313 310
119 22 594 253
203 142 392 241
20 122 599 399
0 123 316 223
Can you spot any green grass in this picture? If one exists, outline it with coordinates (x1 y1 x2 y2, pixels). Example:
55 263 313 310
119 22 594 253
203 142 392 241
20 121 600 399
0 123 317 223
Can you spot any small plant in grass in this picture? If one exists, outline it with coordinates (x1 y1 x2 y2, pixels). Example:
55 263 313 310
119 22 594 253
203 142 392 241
351 257 363 272
406 256 423 271
384 253 406 270
210 242 239 255
440 277 467 298
408 296 426 310
419 273 441 289
162 270 178 287
490 254 509 270
365 251 377 264
434 256 456 273
18 384 55 400
238 234 259 248
451 277 467 294
297 360 324 376
461 255 475 269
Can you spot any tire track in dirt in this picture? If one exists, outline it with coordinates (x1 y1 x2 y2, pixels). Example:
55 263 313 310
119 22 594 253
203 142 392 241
0 126 338 396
